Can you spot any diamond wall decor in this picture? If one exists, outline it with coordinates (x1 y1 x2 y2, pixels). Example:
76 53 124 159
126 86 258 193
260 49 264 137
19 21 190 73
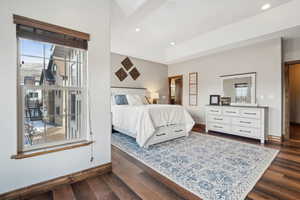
115 68 128 81
121 57 133 71
129 67 140 80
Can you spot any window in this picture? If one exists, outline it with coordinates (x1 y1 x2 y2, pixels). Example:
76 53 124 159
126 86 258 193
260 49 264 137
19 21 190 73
18 38 87 151
15 15 89 152
235 83 249 103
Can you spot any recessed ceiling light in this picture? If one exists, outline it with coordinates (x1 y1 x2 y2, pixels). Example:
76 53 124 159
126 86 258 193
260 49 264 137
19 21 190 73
261 3 271 10
170 42 176 46
135 28 141 32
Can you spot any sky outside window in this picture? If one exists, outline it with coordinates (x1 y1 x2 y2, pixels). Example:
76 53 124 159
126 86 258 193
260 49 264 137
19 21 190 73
20 39 53 58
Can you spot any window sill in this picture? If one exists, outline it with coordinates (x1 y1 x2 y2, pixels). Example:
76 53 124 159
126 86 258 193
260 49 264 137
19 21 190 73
11 141 94 160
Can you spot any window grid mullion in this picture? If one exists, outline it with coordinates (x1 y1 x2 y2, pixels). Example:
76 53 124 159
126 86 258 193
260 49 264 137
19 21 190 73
22 85 83 91
43 43 47 144
64 49 69 140
20 54 83 64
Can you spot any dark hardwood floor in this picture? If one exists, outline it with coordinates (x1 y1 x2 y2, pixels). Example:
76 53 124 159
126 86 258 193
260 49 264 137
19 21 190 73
290 123 300 141
17 126 300 200
19 173 141 200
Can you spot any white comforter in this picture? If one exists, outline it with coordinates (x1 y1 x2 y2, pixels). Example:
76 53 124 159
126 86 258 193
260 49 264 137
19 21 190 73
112 104 195 147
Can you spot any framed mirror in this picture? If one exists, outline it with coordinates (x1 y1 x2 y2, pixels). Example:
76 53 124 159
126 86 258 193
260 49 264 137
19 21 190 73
220 72 256 106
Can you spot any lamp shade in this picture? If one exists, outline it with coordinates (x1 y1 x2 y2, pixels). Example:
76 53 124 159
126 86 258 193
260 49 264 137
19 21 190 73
152 92 159 99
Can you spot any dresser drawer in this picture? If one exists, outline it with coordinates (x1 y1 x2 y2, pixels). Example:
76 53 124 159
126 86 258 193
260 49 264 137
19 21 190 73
232 126 259 138
208 123 230 133
208 115 230 124
223 108 240 116
232 118 260 128
240 109 261 119
207 108 222 115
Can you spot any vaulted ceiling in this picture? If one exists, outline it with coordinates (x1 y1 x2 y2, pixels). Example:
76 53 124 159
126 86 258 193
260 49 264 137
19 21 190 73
111 0 299 64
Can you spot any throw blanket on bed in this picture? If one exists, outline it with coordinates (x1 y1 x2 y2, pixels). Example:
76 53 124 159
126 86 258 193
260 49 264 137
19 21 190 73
112 104 195 147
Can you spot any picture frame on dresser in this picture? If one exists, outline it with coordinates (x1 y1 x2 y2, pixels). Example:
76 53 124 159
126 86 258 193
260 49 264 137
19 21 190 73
220 97 231 106
209 95 220 105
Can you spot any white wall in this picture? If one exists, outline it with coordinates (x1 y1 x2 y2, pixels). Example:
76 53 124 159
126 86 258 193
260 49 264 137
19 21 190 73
283 38 300 62
289 64 300 123
111 53 169 103
168 39 282 137
0 0 111 194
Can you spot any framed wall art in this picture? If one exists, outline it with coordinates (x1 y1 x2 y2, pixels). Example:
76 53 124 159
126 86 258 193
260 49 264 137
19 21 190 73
189 72 198 106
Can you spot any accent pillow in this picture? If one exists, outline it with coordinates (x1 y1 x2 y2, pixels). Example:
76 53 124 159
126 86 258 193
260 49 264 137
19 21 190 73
140 95 150 104
114 95 128 105
127 94 144 105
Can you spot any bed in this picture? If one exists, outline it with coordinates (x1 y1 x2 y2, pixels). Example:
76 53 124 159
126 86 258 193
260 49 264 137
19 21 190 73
111 87 195 148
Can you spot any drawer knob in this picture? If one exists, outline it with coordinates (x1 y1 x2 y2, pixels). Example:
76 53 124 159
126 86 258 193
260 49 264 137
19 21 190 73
244 112 256 115
214 125 223 128
226 111 236 113
175 129 183 132
239 130 251 133
214 118 223 121
240 121 251 124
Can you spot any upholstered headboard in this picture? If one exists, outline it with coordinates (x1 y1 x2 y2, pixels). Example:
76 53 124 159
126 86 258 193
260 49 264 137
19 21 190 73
111 86 149 97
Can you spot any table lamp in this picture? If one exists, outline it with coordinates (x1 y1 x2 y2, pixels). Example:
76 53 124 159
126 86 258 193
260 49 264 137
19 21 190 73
152 92 159 104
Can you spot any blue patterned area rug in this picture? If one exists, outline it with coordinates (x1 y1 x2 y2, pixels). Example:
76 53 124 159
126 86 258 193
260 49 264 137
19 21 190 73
112 132 279 200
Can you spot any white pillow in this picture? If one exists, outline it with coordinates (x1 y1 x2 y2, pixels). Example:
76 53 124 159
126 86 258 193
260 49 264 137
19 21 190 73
126 94 144 105
111 95 115 106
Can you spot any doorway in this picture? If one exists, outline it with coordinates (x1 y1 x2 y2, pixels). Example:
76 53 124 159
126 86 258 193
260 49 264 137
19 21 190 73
284 61 300 141
168 75 183 105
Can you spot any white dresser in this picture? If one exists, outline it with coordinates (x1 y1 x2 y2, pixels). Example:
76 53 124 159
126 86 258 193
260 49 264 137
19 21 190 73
205 105 268 143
